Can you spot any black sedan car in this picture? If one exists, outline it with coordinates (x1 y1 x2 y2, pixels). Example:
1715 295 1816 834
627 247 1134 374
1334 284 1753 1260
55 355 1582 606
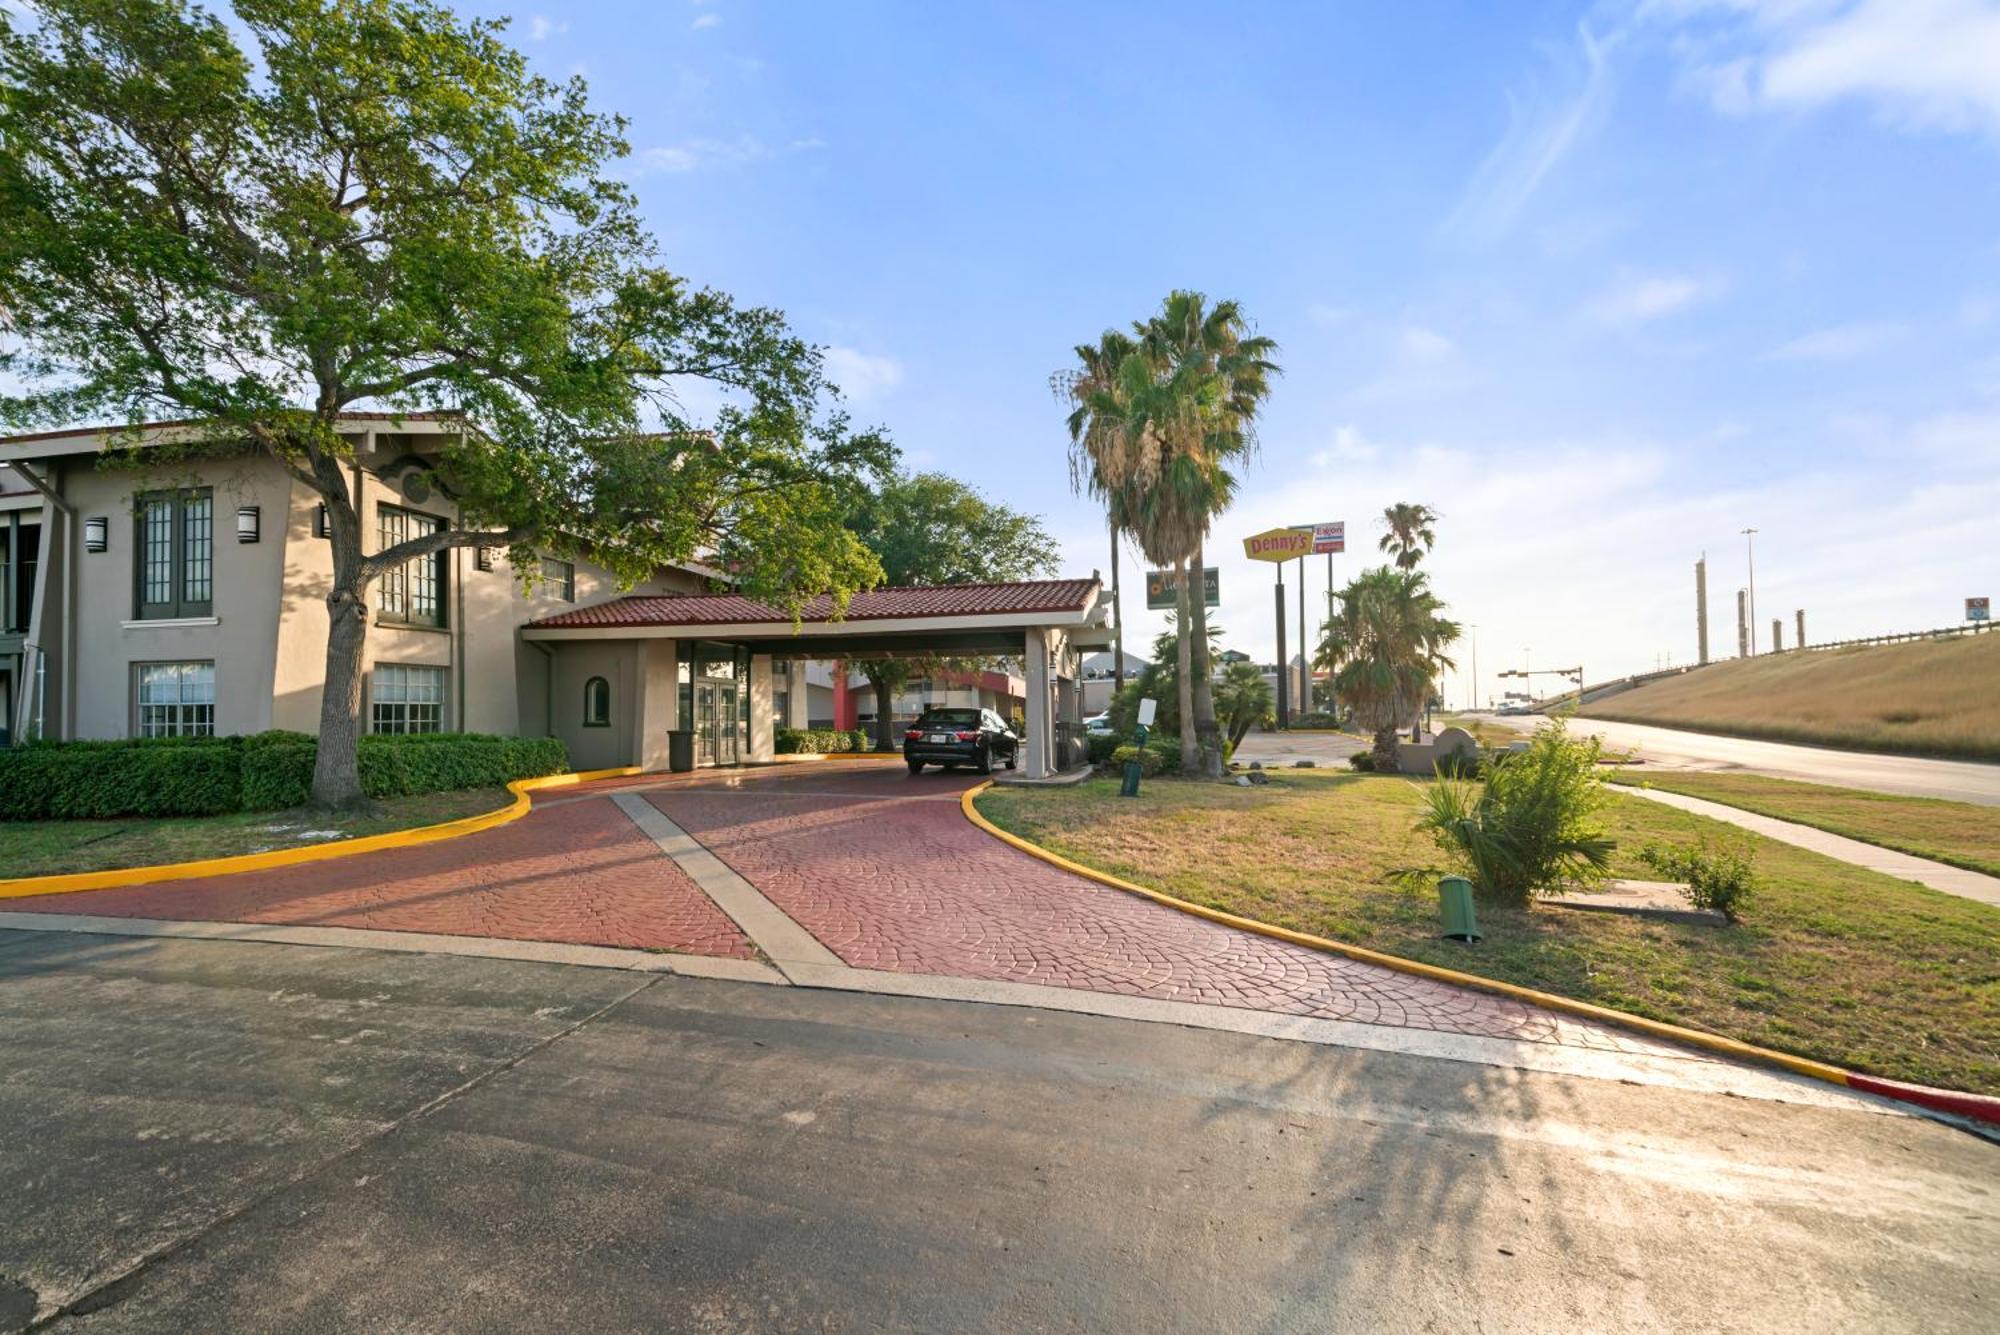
903 707 1018 775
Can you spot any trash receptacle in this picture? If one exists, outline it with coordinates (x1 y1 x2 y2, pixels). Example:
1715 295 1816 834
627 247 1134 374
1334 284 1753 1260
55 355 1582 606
668 729 695 773
1438 875 1481 942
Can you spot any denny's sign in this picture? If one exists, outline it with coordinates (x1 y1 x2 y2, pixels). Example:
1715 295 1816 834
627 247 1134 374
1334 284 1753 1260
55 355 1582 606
1242 526 1314 562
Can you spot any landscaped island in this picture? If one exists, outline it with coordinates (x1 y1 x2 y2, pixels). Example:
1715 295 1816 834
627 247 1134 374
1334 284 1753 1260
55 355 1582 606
974 770 1999 1095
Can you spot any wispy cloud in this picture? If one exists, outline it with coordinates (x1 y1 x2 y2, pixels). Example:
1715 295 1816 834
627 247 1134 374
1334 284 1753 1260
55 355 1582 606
1442 22 1619 244
632 131 825 176
1767 320 1908 361
1581 271 1726 326
824 347 905 405
691 12 721 30
1306 302 1355 327
1399 325 1456 362
526 14 567 41
1657 0 2000 138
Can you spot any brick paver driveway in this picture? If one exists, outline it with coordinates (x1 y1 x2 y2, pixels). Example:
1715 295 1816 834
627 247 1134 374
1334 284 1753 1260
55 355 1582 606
644 765 1648 1049
0 791 755 958
3 762 1661 1053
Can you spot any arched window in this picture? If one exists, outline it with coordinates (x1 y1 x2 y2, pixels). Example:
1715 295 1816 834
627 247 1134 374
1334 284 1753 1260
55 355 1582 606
583 676 611 727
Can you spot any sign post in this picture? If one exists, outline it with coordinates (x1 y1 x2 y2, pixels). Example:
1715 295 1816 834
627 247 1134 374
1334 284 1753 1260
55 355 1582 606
1121 697 1157 797
1243 527 1314 729
1308 523 1345 717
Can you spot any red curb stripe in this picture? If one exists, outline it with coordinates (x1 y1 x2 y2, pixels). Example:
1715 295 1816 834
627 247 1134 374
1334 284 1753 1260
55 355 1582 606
1846 1074 2000 1127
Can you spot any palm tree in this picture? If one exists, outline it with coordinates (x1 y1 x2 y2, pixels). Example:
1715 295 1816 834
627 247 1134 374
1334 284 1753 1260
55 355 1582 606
1059 295 1278 777
1136 292 1278 778
1056 331 1141 699
1379 502 1440 569
1317 565 1459 770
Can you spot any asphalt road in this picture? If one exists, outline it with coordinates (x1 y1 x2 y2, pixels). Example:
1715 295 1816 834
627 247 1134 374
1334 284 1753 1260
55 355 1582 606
1 929 1994 1334
1474 712 2000 806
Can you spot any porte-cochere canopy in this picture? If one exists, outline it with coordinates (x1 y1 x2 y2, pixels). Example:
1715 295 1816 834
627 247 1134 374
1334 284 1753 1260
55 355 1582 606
523 577 1112 777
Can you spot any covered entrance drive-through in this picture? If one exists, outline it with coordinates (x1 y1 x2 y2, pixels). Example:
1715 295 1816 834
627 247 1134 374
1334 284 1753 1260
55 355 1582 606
523 578 1112 779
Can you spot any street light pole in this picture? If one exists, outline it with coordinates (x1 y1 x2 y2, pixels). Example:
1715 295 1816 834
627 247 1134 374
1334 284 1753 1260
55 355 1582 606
1467 624 1479 711
1742 527 1759 655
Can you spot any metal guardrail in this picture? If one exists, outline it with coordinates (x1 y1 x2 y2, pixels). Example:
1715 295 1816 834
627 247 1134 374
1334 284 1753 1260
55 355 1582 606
1793 621 1992 652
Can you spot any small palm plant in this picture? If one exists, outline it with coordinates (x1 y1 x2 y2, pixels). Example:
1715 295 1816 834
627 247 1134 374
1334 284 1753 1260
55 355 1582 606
1409 719 1615 906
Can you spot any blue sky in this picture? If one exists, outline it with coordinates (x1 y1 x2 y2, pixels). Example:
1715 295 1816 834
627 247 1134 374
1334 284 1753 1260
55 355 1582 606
483 0 2000 701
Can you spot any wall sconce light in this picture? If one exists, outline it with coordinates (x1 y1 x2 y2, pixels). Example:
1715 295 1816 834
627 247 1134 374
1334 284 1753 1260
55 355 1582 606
314 503 330 539
236 505 260 543
474 544 493 572
84 516 108 552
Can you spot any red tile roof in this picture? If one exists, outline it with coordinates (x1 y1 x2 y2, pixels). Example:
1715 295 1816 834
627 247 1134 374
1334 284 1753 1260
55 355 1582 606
528 579 1100 630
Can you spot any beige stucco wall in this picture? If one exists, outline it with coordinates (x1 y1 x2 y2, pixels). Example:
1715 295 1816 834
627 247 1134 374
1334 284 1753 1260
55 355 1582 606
45 433 712 750
63 453 292 740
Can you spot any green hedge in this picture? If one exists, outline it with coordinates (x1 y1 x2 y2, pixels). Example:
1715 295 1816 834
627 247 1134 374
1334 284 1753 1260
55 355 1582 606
775 727 873 755
1108 736 1184 778
0 731 569 820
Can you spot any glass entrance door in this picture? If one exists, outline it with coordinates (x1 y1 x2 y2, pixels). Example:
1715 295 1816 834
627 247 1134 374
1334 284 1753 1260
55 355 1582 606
694 679 740 767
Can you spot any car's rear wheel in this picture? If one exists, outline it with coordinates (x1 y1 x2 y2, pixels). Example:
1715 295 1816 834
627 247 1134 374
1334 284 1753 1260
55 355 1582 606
906 758 924 775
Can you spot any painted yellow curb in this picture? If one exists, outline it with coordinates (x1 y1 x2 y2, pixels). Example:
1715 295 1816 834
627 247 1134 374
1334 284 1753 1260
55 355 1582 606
769 752 906 764
960 780 1853 1089
0 765 643 900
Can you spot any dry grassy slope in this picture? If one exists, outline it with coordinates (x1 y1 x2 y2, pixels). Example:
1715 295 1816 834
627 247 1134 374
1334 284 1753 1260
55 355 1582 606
1579 632 2000 759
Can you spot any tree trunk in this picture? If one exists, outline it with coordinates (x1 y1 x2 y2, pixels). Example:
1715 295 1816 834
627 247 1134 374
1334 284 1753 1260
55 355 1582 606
1187 536 1223 778
1174 558 1196 772
1109 520 1123 693
310 501 370 810
1372 726 1399 773
872 675 897 752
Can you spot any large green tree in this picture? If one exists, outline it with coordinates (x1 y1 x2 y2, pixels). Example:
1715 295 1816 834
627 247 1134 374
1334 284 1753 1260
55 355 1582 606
0 0 887 806
844 469 1057 750
1316 565 1460 769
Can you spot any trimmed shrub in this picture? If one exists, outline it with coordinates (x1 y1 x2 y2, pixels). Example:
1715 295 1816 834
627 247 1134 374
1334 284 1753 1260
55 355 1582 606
1348 752 1377 772
773 726 872 755
1292 711 1341 729
1110 736 1185 778
0 731 569 820
1639 838 1758 923
0 736 243 820
1086 732 1124 766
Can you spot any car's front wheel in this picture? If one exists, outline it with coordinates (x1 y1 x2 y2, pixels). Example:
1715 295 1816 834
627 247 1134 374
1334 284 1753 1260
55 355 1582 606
976 746 993 776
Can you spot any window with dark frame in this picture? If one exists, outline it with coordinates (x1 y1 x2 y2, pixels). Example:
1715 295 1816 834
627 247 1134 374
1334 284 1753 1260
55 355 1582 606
540 556 575 602
135 661 215 737
376 504 446 627
370 663 445 734
133 489 214 620
583 675 611 727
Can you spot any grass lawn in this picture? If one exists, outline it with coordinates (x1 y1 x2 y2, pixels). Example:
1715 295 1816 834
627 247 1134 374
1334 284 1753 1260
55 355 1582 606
0 787 512 879
1608 770 2000 879
1579 631 2000 760
975 772 2000 1095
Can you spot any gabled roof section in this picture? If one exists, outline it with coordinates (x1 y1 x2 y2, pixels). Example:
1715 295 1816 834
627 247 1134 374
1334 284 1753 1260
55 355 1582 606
528 579 1101 631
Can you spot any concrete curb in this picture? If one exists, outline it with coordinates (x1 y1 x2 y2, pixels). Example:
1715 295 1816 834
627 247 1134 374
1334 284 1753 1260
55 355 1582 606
0 765 643 900
960 780 2000 1129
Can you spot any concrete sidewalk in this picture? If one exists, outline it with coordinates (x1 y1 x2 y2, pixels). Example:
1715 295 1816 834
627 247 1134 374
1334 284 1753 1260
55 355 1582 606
1621 786 2000 909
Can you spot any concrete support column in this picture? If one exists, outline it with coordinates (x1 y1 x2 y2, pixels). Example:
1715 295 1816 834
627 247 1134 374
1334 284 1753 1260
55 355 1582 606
783 660 810 729
749 654 775 761
1024 626 1052 779
636 639 678 771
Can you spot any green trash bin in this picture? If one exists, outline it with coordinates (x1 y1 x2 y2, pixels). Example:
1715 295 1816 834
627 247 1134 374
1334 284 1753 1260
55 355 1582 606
1438 875 1481 942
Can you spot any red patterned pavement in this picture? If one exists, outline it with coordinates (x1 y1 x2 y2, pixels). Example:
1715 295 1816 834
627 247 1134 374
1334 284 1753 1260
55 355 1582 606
644 766 1657 1050
0 796 756 959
